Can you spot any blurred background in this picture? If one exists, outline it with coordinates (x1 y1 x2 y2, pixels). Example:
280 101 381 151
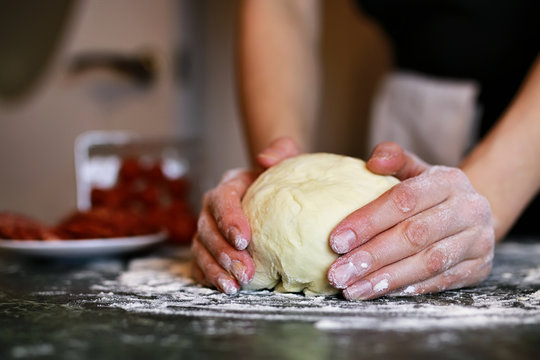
0 0 390 224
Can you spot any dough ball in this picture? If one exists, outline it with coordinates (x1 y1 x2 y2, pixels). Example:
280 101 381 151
241 153 399 296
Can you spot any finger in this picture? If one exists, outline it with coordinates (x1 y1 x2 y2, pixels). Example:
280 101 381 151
330 166 471 254
197 211 255 285
256 136 300 168
341 228 487 300
388 255 493 297
328 200 469 289
207 169 257 250
366 142 429 180
191 236 239 294
191 260 211 287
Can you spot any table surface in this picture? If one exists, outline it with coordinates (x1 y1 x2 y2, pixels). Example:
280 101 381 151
1 240 539 360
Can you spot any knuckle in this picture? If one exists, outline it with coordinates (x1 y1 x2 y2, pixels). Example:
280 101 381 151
479 240 495 268
356 216 376 244
426 247 449 275
196 213 207 232
480 259 493 277
441 267 473 290
190 235 202 255
481 259 493 278
203 189 217 207
228 186 240 198
448 167 468 183
202 191 211 206
472 195 493 223
470 260 492 285
432 166 472 192
477 228 495 254
437 166 468 184
391 184 417 214
220 168 245 184
440 270 459 289
475 193 491 211
279 137 299 156
401 219 429 248
209 183 241 209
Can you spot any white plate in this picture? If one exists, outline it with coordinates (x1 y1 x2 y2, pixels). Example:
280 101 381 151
0 232 166 258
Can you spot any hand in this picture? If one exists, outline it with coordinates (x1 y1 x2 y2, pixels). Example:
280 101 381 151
191 137 300 294
327 142 495 300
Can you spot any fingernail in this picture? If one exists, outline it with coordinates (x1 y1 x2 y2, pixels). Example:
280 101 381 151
217 276 238 295
235 236 248 250
228 227 248 250
230 260 249 285
219 252 232 270
329 251 372 288
344 280 372 300
331 229 357 254
373 151 391 160
257 152 282 167
329 262 357 289
257 152 279 162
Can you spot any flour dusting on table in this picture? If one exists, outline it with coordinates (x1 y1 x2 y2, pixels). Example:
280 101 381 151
86 243 540 331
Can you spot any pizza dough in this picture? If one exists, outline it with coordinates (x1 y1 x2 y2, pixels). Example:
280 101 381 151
241 153 399 295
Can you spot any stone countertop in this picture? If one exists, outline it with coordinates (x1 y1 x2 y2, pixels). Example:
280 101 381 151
1 240 539 360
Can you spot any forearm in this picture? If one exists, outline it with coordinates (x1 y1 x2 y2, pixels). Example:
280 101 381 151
237 0 322 163
461 56 540 241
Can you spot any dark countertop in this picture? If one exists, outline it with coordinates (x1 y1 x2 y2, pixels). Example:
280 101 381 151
1 240 539 360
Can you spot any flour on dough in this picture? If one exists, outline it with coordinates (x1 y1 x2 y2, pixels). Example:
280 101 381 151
241 153 399 296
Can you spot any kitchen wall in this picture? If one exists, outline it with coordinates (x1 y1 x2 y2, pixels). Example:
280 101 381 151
0 0 183 223
0 0 389 224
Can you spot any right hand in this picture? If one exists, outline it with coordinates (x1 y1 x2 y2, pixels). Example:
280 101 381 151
191 137 300 294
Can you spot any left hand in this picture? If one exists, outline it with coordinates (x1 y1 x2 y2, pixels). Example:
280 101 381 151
190 137 299 294
327 142 495 300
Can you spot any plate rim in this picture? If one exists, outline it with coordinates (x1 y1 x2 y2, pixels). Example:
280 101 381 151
0 231 167 256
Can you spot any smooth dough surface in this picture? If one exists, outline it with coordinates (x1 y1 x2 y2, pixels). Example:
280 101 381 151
241 153 399 295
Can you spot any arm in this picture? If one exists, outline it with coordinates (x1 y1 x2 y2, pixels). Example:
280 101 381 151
461 56 540 241
237 0 322 163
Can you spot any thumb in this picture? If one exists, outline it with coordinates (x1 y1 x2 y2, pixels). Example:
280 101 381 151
256 137 301 169
366 142 429 180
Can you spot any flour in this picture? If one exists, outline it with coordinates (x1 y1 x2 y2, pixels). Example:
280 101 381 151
402 285 417 295
85 244 540 332
529 290 540 300
11 344 54 358
373 278 389 292
523 266 540 284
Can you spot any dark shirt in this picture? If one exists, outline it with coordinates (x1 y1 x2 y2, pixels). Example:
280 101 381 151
356 0 540 237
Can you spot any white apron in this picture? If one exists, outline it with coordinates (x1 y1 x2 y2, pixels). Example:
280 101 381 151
369 71 480 166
